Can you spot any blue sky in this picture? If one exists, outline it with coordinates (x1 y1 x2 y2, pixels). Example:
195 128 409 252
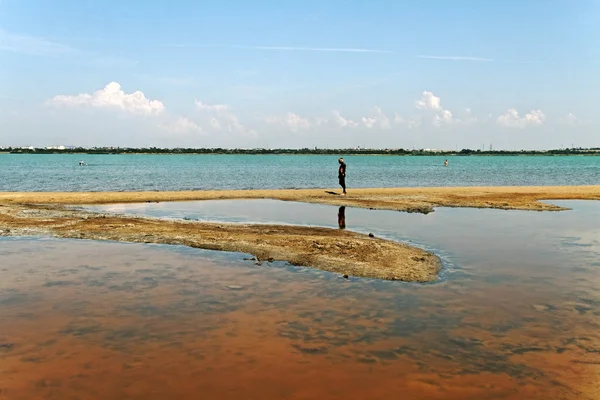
1 0 598 149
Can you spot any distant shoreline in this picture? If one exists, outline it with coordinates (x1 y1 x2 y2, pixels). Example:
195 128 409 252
3 149 600 156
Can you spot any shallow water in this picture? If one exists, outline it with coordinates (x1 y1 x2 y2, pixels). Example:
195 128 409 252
2 201 600 399
89 199 600 279
1 153 599 191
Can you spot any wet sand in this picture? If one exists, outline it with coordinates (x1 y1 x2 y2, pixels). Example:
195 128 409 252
1 185 599 212
0 203 440 282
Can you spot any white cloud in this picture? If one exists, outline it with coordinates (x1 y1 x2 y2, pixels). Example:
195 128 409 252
195 100 229 112
194 100 256 137
361 106 391 129
265 112 311 131
49 82 165 115
216 113 250 134
412 92 478 127
161 116 203 134
332 110 359 128
0 29 74 56
361 117 376 128
416 91 442 110
374 106 391 129
433 109 453 126
415 91 460 126
497 108 545 128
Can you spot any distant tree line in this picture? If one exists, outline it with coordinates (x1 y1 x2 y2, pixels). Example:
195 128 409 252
4 147 600 156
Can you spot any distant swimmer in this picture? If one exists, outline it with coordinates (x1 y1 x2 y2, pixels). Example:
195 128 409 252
444 159 448 167
338 158 347 195
79 160 84 166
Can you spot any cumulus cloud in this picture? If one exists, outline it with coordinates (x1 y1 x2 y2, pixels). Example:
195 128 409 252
361 106 391 129
195 100 229 112
265 112 311 131
497 108 545 128
332 110 359 128
161 116 203 134
49 82 165 115
214 113 253 135
416 91 442 110
415 91 460 126
194 100 256 137
266 107 394 131
433 109 453 126
361 117 376 128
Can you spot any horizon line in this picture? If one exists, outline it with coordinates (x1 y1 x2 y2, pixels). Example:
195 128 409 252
4 146 596 152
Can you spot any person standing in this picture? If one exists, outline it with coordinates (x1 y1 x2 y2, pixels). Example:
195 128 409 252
338 158 347 195
444 159 448 167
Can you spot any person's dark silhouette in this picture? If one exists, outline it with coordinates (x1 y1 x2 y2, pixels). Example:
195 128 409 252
338 206 346 229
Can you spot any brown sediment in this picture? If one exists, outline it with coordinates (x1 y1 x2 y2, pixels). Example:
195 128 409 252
1 239 598 400
0 185 599 212
0 203 441 282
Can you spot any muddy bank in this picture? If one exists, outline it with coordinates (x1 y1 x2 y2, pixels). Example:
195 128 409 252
0 204 441 282
1 185 599 213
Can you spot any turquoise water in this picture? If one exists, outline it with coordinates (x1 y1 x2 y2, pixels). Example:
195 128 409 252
1 153 598 191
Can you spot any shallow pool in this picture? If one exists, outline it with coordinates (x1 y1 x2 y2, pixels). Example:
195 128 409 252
2 200 599 399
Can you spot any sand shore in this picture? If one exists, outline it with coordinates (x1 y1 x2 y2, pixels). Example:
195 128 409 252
1 185 599 212
0 203 441 282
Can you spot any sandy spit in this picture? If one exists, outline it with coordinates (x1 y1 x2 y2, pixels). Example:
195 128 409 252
1 185 599 212
0 204 441 282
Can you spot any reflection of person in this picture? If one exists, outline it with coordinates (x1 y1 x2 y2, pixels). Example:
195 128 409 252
338 158 347 195
338 206 346 229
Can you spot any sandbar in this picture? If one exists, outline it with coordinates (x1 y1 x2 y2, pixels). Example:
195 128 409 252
0 203 441 282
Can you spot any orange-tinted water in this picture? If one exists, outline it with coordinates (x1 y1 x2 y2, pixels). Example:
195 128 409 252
2 201 600 399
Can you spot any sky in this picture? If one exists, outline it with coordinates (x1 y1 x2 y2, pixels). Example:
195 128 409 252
1 0 598 149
